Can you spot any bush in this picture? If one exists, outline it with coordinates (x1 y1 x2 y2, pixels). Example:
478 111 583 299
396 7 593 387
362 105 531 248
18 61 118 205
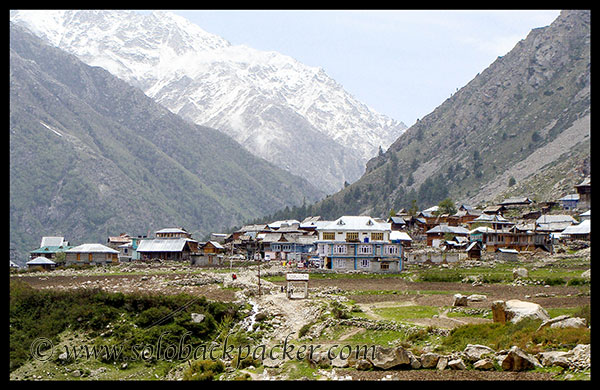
182 360 225 381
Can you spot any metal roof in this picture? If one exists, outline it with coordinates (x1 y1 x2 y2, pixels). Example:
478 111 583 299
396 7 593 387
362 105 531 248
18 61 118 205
40 236 67 247
319 216 391 232
27 256 56 265
426 225 470 234
137 239 191 252
561 219 590 235
155 227 188 234
66 244 119 253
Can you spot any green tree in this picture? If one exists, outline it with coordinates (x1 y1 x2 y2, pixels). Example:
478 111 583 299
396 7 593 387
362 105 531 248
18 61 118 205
437 198 457 215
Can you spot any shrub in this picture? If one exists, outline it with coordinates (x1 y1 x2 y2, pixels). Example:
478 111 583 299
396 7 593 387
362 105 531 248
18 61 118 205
182 360 225 381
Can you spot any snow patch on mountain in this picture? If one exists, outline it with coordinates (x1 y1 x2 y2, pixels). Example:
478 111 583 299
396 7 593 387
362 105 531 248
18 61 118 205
11 10 407 193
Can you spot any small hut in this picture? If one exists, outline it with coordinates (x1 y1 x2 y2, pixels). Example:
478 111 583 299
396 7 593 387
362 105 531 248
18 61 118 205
495 248 519 262
26 256 56 270
466 241 483 259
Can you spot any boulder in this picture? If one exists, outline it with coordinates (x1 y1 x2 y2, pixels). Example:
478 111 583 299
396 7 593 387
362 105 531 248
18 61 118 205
537 315 587 331
501 346 542 371
512 267 529 279
448 358 466 370
473 358 494 370
537 351 570 368
491 299 550 324
467 294 487 302
436 356 448 370
190 313 205 323
348 357 373 371
367 345 411 369
463 344 496 362
453 294 469 307
420 352 440 368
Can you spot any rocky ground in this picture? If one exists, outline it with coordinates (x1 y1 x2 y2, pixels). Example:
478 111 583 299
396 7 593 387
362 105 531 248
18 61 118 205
10 248 591 381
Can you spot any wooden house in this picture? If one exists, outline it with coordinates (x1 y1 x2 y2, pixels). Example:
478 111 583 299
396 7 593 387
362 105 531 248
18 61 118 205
136 239 195 261
575 177 590 209
498 197 533 209
466 241 483 259
425 224 470 247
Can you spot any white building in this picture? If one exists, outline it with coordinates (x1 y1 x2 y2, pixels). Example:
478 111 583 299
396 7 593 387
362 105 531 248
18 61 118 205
315 216 402 273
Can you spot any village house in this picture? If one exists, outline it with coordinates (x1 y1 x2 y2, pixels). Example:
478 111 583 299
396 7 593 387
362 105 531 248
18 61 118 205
191 241 226 266
535 214 578 233
425 224 470 247
469 223 551 253
574 177 591 209
448 205 482 226
135 227 199 262
388 216 408 230
29 236 72 263
137 238 195 262
498 196 533 209
106 233 133 250
261 232 316 263
315 216 402 273
26 256 56 270
558 194 580 210
65 243 119 266
560 219 591 241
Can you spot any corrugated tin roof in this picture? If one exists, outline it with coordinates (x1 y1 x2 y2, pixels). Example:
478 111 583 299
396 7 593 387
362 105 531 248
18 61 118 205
155 227 188 234
426 225 469 234
66 243 119 253
137 239 190 252
536 214 577 224
40 236 67 247
561 219 590 235
27 257 56 265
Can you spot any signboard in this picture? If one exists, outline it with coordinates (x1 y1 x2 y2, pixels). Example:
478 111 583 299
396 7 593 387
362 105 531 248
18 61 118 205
286 273 309 281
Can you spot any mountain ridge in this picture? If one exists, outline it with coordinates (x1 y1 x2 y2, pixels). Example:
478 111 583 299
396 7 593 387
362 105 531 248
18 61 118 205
302 10 590 219
9 22 323 265
10 10 408 193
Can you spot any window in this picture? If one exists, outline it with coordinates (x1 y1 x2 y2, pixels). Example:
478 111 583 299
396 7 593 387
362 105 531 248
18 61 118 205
322 232 335 240
335 259 346 268
371 232 384 241
346 232 359 241
88 253 93 262
333 245 347 254
384 245 399 255
358 245 372 255
381 262 390 270
76 253 81 261
359 259 370 268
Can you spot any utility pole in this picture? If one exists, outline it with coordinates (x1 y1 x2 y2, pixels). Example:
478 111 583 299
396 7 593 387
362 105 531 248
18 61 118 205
257 260 262 297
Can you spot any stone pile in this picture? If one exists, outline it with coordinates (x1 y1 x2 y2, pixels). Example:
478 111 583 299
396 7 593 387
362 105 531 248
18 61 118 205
299 343 590 373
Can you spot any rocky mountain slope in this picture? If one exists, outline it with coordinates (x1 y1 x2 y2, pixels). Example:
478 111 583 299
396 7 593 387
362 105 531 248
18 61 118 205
305 10 590 219
9 23 323 265
10 10 407 193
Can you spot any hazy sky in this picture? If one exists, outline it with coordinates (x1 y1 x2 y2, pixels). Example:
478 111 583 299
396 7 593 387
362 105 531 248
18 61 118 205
164 10 561 127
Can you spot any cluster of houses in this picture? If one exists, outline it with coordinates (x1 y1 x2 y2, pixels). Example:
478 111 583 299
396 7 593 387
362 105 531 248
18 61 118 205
19 177 590 273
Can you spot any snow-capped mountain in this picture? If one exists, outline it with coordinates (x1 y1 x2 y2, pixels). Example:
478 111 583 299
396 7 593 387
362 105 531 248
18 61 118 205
11 10 407 193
